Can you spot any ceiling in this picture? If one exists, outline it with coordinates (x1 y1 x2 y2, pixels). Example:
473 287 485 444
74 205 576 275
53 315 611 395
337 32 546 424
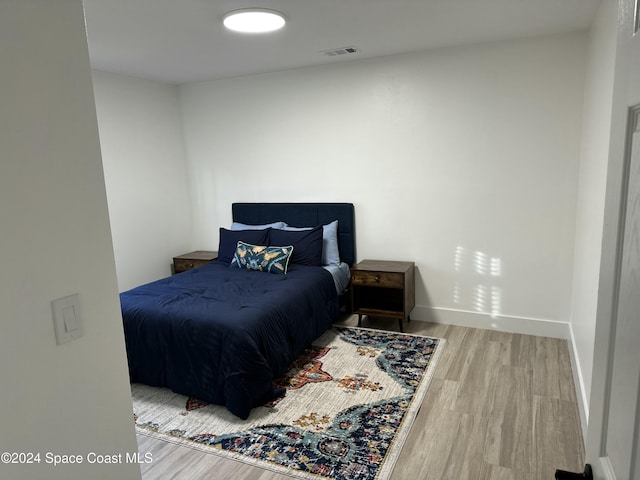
83 0 601 85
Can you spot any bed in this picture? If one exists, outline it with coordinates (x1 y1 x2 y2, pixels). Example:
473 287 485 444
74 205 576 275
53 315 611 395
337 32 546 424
120 203 355 419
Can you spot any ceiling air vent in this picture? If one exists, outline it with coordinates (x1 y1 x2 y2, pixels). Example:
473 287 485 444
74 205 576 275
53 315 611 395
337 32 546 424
321 46 358 57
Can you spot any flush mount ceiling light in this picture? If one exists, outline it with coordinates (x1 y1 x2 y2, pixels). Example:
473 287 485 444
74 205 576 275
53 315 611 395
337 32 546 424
223 8 286 33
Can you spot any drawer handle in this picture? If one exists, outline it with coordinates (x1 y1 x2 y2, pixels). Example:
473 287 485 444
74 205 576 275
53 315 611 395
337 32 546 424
375 275 380 282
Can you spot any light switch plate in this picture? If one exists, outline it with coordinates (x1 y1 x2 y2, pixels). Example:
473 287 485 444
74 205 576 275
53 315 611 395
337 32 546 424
52 294 83 345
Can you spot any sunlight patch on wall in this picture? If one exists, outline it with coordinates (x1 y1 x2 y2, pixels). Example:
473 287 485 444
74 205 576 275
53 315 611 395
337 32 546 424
454 246 503 318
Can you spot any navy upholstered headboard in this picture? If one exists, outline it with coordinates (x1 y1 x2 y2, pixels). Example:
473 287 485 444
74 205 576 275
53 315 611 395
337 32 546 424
232 203 356 266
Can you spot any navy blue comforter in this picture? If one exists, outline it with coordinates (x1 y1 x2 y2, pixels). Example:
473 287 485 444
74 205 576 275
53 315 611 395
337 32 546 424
120 261 338 419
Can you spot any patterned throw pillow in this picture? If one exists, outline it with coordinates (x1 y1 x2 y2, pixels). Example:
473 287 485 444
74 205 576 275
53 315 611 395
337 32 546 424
230 242 294 274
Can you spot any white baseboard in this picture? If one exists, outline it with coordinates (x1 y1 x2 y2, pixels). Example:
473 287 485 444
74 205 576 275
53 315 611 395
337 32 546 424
411 305 570 339
593 456 616 480
567 322 590 445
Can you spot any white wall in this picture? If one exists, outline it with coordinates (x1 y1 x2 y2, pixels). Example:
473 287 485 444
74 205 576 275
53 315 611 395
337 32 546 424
93 71 192 291
179 33 587 336
568 0 618 433
0 2 140 479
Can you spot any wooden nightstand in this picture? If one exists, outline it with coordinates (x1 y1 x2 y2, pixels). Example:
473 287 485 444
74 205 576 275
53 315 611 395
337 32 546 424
173 251 218 274
350 259 415 332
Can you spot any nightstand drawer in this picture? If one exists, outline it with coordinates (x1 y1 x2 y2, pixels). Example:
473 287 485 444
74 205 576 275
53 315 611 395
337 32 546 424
351 271 404 288
173 251 218 274
174 258 210 273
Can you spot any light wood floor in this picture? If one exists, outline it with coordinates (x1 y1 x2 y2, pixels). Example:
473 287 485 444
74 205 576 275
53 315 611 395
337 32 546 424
136 315 585 479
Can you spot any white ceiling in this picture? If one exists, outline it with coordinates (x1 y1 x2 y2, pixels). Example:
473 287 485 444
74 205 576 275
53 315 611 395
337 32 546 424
83 0 601 85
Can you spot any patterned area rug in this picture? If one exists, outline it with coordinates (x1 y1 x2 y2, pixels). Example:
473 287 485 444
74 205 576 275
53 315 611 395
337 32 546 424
132 326 444 480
